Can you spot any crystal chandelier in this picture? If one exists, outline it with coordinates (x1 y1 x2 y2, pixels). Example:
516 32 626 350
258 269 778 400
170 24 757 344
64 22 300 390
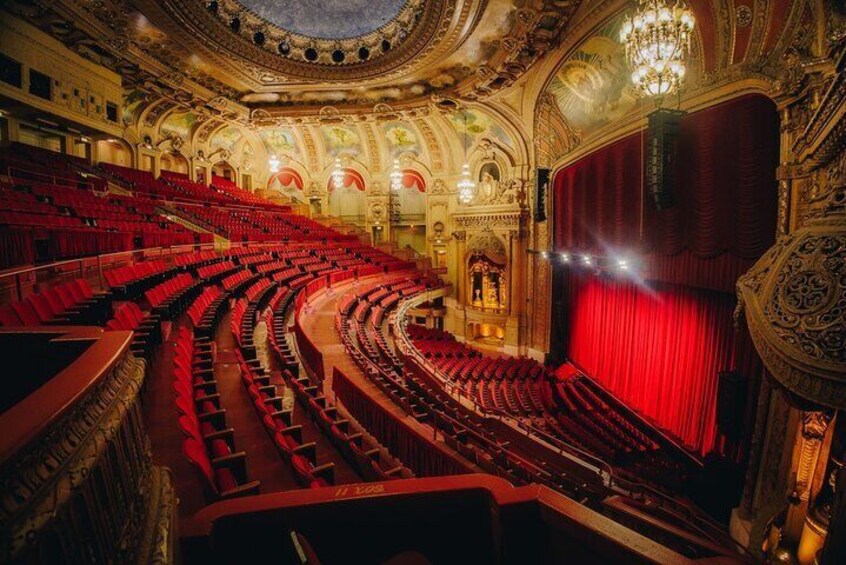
390 159 402 192
619 0 695 97
457 164 475 205
268 154 280 173
457 111 475 204
331 157 345 190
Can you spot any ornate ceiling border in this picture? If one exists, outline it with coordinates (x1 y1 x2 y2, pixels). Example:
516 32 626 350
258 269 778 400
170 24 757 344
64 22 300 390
206 0 424 67
159 0 465 83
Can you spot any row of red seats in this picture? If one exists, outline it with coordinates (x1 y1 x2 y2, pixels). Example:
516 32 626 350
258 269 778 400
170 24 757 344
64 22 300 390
230 287 336 488
174 327 261 501
144 273 196 316
186 286 225 332
0 278 108 327
104 302 160 357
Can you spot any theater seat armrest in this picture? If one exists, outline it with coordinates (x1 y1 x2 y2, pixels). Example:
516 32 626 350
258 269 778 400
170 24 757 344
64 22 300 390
312 463 335 485
203 427 234 443
346 432 363 443
333 419 350 433
271 408 293 427
292 442 317 464
193 380 218 392
252 374 271 387
212 451 249 481
220 480 261 499
205 429 236 451
198 409 226 427
280 425 303 444
195 393 220 406
383 466 404 478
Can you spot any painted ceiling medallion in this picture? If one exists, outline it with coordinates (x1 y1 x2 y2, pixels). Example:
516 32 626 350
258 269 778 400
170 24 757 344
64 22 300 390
202 0 430 71
234 0 410 40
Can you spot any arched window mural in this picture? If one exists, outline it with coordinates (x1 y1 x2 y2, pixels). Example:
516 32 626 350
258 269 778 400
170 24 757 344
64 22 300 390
268 167 305 202
327 168 365 220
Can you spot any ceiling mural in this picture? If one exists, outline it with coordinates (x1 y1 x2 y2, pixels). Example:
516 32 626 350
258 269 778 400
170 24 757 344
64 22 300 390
449 109 514 151
234 0 410 40
384 123 421 157
210 126 243 152
259 128 300 157
321 126 362 158
122 90 148 126
160 111 198 139
545 18 637 134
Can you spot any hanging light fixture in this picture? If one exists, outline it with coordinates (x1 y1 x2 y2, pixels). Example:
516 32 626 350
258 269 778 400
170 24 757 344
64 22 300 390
457 164 476 205
619 0 695 97
390 159 403 192
268 154 280 173
331 156 345 190
457 110 475 204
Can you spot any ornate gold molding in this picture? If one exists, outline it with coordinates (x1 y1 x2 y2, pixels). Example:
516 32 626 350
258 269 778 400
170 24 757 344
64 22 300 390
0 338 174 563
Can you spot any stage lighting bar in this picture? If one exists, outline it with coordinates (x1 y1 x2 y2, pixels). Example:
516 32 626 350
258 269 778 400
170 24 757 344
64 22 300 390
529 249 637 275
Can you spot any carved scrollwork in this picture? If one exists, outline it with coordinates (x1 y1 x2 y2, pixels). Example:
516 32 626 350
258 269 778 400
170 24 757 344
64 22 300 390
738 188 846 410
467 228 507 256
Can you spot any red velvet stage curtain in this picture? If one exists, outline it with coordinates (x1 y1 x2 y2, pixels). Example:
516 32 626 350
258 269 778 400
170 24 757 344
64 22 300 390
566 272 763 455
552 94 778 292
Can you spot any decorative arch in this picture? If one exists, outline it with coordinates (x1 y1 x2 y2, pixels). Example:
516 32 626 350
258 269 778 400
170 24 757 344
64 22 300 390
268 166 306 202
326 167 366 191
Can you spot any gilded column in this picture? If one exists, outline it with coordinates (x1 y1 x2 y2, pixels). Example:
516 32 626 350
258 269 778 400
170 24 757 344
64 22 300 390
784 411 833 545
798 415 845 564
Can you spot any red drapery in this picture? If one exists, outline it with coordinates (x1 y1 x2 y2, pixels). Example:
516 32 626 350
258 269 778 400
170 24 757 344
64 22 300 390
553 94 778 292
268 168 304 190
565 272 763 455
0 228 35 269
400 170 426 192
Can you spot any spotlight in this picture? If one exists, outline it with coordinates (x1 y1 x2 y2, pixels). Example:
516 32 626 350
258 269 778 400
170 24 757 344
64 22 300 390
560 252 570 262
540 251 548 259
582 254 592 266
617 258 629 270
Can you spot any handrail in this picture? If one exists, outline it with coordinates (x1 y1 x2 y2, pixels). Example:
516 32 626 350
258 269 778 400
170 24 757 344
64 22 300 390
2 164 101 191
0 327 133 462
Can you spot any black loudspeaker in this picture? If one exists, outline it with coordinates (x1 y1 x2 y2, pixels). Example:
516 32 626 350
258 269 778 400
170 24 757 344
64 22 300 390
535 167 550 222
645 109 685 211
716 370 747 440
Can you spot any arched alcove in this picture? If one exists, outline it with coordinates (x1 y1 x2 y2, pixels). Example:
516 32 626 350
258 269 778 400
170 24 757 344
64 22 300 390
96 138 134 168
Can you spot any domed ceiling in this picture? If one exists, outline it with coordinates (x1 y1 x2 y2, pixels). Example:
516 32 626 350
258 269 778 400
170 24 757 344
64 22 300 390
4 0 580 116
235 0 409 40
